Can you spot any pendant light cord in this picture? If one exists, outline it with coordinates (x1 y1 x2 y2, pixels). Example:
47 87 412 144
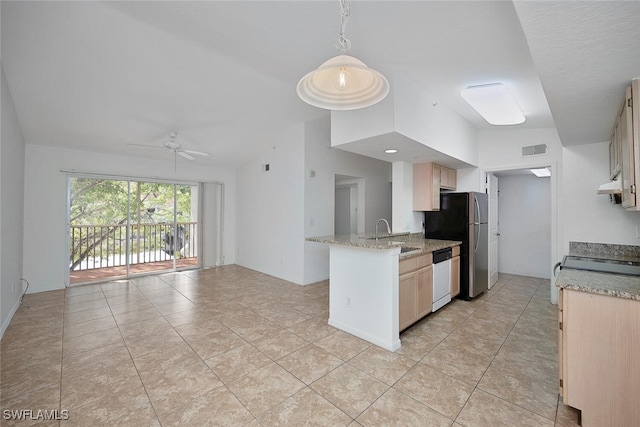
336 0 352 53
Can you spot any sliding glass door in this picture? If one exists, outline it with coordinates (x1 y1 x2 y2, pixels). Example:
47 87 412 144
68 176 200 285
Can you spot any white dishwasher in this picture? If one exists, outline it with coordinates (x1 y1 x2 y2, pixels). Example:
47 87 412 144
432 248 452 312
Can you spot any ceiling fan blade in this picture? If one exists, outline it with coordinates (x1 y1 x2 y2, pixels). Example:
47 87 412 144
182 149 210 157
127 143 163 149
177 151 195 161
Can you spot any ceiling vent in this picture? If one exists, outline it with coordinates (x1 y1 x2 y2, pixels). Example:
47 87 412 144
521 144 548 157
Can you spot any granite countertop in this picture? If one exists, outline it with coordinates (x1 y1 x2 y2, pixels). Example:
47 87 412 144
555 241 640 301
306 232 461 258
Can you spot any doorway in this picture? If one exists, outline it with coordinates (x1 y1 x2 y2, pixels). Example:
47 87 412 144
489 167 552 279
335 174 365 235
67 176 201 285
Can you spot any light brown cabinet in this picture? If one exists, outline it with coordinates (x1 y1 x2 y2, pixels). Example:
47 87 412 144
413 163 441 211
450 246 460 298
609 79 640 210
399 253 432 331
621 81 637 208
610 121 622 180
440 166 457 190
558 288 640 426
413 162 457 211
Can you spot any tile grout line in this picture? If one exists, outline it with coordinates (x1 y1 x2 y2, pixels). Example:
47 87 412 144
462 277 559 424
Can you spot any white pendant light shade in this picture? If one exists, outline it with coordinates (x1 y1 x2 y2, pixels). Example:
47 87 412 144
297 54 390 110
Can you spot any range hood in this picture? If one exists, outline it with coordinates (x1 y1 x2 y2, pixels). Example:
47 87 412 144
597 179 622 194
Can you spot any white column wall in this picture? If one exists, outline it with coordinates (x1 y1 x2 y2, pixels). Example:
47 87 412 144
303 117 392 285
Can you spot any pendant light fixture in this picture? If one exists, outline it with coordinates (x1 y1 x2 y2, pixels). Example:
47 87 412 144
297 0 389 110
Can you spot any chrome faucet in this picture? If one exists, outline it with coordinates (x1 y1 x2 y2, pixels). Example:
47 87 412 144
375 218 392 240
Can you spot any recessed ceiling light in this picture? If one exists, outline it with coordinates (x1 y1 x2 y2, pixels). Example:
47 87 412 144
384 149 398 154
530 167 551 177
460 83 526 125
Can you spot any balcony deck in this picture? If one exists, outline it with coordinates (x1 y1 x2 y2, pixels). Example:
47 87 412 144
69 257 198 284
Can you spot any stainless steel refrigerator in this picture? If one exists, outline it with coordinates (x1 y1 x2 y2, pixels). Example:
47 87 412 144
424 192 489 300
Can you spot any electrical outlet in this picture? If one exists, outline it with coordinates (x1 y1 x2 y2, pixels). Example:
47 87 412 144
346 297 351 308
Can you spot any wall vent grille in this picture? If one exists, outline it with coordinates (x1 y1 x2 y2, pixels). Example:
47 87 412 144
521 144 548 157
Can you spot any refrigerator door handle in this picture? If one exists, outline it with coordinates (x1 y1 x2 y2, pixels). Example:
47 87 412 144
473 194 481 252
474 195 481 224
474 224 480 253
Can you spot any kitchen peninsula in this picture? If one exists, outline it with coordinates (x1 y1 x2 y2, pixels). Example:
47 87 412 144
306 233 460 351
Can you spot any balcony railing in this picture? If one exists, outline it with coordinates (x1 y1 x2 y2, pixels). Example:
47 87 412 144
70 221 197 272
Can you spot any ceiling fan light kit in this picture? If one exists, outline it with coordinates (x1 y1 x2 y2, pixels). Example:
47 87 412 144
296 0 389 111
127 132 209 162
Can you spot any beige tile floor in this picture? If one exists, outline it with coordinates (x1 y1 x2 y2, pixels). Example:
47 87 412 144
1 265 581 426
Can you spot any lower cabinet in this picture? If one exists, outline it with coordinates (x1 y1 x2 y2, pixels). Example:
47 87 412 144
399 253 433 331
559 288 640 426
450 246 461 298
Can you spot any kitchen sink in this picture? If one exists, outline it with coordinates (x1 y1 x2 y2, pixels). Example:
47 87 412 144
361 232 411 240
400 246 420 254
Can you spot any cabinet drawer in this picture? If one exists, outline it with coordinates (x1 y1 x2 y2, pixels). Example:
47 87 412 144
452 245 460 257
399 257 418 275
417 254 432 269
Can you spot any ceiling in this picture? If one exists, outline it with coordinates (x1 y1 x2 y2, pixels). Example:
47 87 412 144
2 1 639 167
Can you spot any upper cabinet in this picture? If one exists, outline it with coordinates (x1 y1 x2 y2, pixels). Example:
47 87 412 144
413 162 457 211
622 80 639 209
440 166 457 190
620 84 635 207
608 79 639 210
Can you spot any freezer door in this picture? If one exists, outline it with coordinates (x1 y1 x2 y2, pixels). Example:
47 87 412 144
425 193 470 241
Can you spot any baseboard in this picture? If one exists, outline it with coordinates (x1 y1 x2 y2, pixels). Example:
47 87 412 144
328 318 401 352
0 296 22 339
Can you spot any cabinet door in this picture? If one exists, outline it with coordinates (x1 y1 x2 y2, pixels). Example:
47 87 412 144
610 133 621 180
416 265 433 318
413 163 440 211
440 166 450 189
399 273 417 331
432 164 441 210
450 256 460 298
562 289 640 425
448 168 457 190
439 166 458 190
558 288 564 398
621 85 635 208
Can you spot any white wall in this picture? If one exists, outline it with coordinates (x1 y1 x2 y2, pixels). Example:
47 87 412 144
235 123 306 284
1 64 26 336
562 142 640 248
497 174 551 278
331 70 478 167
22 144 236 293
393 72 478 166
391 162 423 233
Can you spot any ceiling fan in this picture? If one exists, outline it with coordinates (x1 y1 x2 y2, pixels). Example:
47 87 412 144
129 132 210 161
